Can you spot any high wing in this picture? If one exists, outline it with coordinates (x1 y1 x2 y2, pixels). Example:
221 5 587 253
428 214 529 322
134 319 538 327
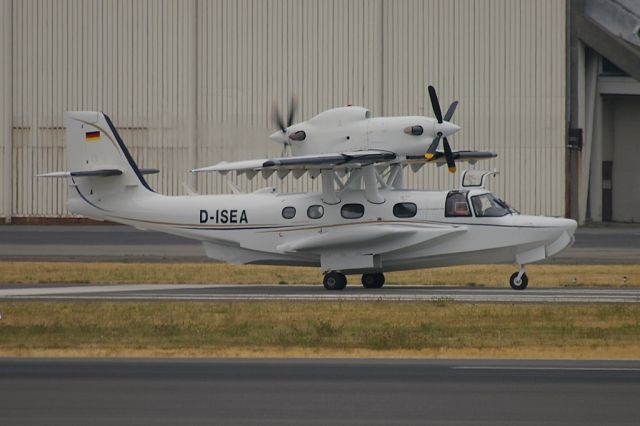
403 150 497 173
192 150 397 177
413 150 497 165
192 149 496 177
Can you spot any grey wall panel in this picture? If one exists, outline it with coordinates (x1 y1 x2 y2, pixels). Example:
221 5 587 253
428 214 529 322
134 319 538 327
611 96 640 222
2 0 566 218
0 0 10 220
8 0 197 217
382 0 566 215
194 0 384 196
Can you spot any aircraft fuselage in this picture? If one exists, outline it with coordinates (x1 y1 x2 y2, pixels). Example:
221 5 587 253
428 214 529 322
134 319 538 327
70 186 576 275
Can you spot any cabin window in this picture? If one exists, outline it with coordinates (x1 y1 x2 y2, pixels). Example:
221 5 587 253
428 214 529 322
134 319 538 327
282 206 296 219
445 191 472 217
307 205 324 219
341 203 364 219
393 202 417 218
471 193 515 217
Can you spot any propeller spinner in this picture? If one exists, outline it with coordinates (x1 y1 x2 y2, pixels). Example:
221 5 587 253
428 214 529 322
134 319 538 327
424 85 460 173
270 97 307 155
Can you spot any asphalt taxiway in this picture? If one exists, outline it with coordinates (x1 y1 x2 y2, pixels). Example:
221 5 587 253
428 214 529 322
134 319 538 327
2 284 640 303
1 224 640 263
1 358 639 425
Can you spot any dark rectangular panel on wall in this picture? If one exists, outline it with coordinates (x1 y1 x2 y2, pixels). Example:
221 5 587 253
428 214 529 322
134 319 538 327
602 160 612 222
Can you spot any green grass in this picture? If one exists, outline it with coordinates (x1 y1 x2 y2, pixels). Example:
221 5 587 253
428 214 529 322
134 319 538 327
1 301 639 359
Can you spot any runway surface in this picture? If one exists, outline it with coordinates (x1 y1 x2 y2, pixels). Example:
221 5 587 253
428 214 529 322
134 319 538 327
2 283 640 303
1 358 639 425
1 224 640 263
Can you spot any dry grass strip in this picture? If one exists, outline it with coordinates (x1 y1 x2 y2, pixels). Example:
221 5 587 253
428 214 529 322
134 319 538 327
0 301 638 359
1 261 640 287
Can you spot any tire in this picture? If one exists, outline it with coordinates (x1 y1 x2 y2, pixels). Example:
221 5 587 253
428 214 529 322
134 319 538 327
509 272 528 290
323 272 347 290
361 273 385 289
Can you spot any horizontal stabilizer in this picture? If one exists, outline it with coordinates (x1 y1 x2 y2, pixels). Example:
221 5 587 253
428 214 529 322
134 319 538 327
38 169 123 178
139 168 160 175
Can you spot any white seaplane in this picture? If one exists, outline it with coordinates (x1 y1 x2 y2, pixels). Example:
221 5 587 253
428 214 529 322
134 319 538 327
40 86 576 290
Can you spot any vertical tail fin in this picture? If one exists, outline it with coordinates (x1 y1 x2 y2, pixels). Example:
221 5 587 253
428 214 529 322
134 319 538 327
52 112 155 219
65 111 154 192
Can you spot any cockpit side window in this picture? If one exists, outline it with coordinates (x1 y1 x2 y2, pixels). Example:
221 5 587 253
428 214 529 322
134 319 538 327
445 191 472 217
471 193 516 217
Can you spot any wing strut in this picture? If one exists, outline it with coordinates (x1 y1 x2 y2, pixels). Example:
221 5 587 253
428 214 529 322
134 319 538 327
363 165 385 204
387 164 404 189
321 170 340 205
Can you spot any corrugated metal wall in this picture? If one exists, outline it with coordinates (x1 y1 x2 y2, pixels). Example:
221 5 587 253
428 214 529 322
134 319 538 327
0 0 566 219
1 0 12 220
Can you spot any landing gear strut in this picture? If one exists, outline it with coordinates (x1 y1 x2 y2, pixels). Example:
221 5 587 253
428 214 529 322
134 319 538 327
509 266 528 290
323 271 347 290
361 273 385 289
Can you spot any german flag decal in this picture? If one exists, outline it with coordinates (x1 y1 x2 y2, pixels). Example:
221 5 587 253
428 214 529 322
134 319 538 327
85 131 100 142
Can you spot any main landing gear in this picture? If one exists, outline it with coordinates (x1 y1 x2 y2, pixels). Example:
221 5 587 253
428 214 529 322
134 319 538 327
361 273 385 289
322 272 386 290
323 272 347 290
509 265 528 290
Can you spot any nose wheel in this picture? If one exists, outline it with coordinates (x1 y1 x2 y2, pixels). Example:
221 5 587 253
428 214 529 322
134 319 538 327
361 273 385 289
323 272 347 290
509 266 528 290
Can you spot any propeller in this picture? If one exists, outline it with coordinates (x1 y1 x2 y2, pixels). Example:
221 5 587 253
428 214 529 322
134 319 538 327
424 85 459 173
272 97 298 156
272 97 297 134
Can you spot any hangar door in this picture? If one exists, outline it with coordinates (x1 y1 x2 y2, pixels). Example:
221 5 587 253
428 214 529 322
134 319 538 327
603 96 640 222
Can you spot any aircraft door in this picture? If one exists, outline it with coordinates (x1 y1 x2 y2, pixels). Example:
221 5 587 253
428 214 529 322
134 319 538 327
460 169 498 189
444 190 472 218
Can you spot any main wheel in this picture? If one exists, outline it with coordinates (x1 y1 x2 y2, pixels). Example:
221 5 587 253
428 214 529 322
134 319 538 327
509 272 528 290
361 273 385 289
323 272 347 290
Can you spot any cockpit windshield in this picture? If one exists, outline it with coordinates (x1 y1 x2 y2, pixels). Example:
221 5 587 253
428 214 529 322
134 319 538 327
471 193 519 217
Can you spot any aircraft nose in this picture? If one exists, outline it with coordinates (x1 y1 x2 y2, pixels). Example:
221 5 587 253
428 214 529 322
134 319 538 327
534 217 578 235
558 218 578 236
543 217 578 258
435 121 461 137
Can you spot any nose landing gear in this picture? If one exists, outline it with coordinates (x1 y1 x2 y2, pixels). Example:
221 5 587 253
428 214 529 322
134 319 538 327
509 266 528 290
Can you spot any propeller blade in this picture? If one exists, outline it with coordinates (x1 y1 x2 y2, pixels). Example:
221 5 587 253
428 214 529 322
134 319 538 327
272 102 286 133
428 85 443 123
287 97 297 128
424 135 441 160
444 101 458 122
443 137 456 173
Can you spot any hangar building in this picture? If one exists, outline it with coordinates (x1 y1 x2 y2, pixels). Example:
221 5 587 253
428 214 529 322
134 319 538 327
0 0 631 224
569 0 640 223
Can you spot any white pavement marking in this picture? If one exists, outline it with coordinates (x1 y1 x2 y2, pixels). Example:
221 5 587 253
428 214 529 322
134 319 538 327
1 284 640 303
0 284 219 297
454 366 640 372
